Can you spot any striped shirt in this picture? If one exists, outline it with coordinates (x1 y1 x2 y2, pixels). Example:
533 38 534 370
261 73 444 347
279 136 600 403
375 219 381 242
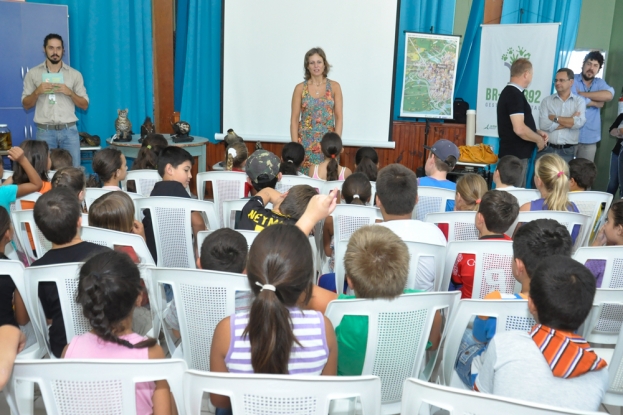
225 308 329 375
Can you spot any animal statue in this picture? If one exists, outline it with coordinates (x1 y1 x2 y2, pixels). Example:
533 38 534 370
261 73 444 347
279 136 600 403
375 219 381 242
140 116 155 141
171 120 193 143
115 109 132 142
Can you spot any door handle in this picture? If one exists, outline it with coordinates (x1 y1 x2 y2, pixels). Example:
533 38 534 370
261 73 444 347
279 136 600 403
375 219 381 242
21 67 24 79
29 126 33 139
24 126 27 140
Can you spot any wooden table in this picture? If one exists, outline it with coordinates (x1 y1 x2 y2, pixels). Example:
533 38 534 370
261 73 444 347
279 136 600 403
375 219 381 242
107 134 209 172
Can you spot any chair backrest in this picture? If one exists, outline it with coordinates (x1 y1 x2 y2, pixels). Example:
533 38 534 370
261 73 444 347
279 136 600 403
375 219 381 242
198 229 259 251
413 187 456 221
502 188 541 207
369 181 377 206
507 211 592 251
196 171 248 228
568 191 613 244
11 192 41 211
25 263 86 355
11 208 52 259
83 188 144 210
275 175 325 193
221 198 249 229
401 378 601 415
331 204 381 293
134 197 219 268
148 267 251 371
323 180 344 195
183 371 381 415
121 169 162 196
597 321 623 405
5 359 186 415
442 240 515 296
325 292 460 412
80 226 155 265
2 169 12 181
402 240 447 292
441 299 535 388
425 211 479 242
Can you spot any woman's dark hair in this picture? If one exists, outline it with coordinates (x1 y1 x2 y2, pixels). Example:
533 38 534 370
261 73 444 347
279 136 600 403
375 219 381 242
355 147 378 181
280 142 305 176
342 173 371 205
51 167 85 196
0 206 10 239
244 225 314 374
77 251 156 349
88 148 123 187
13 140 49 184
320 132 343 181
132 134 168 170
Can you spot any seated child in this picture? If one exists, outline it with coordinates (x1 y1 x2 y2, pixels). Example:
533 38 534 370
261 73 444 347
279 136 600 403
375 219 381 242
418 139 459 210
143 146 206 263
63 251 172 415
238 184 317 231
493 155 524 190
454 174 488 212
450 190 519 298
210 224 337 410
335 225 442 376
49 148 73 170
588 200 623 287
32 188 110 357
0 207 28 329
376 164 446 292
455 219 572 388
88 147 128 190
51 167 86 211
279 142 305 176
4 140 52 201
308 132 352 181
354 147 379 182
245 149 282 197
131 134 169 171
0 147 43 212
224 140 251 196
568 158 597 192
475 256 608 411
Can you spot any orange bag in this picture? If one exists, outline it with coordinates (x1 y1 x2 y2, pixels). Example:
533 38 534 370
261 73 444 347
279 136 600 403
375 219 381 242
459 144 498 164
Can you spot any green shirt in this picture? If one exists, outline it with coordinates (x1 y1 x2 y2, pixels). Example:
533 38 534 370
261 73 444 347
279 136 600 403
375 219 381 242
336 289 428 376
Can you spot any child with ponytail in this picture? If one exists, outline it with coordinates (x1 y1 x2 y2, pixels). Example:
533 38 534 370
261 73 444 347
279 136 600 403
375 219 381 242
63 251 172 415
87 147 128 190
280 142 305 176
132 134 168 171
354 147 379 181
520 154 578 213
454 173 488 212
225 141 251 196
210 224 337 410
308 132 351 181
51 167 87 212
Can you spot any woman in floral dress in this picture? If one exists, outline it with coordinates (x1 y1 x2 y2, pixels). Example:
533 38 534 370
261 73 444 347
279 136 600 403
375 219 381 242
290 47 343 174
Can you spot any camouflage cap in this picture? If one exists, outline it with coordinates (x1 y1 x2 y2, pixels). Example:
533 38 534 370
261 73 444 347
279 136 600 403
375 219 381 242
245 150 281 183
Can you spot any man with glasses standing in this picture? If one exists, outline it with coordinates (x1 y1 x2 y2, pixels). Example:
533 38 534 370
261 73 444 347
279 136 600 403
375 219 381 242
538 68 586 163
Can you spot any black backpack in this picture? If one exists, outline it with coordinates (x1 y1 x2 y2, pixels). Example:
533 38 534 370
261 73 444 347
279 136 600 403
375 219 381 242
451 98 469 124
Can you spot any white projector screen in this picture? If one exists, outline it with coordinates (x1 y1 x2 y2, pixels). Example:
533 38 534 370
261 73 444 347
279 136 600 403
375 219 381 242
221 0 399 148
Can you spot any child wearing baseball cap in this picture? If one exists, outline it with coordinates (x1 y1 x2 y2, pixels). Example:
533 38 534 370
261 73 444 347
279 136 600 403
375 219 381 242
418 138 460 210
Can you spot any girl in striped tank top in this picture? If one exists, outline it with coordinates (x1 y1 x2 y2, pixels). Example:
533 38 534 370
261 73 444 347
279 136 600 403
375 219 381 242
210 224 337 411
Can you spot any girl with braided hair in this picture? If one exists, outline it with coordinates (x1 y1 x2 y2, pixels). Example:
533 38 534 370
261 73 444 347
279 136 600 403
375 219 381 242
62 250 172 415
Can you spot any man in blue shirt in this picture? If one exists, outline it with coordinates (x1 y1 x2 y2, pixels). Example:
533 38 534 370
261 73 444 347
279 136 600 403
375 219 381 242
572 51 615 162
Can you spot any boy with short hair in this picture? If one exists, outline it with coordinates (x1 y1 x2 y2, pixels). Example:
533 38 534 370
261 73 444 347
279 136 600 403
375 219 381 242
493 155 524 190
375 164 446 291
450 190 519 299
475 256 608 411
568 158 597 192
245 149 282 195
335 225 441 376
455 219 572 388
49 148 73 170
32 188 110 357
143 146 206 262
419 139 459 211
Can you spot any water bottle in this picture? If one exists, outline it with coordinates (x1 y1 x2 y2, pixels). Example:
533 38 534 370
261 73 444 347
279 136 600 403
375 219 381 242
0 124 12 151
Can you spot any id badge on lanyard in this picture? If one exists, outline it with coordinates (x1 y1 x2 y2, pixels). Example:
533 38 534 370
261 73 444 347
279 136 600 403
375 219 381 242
48 93 56 105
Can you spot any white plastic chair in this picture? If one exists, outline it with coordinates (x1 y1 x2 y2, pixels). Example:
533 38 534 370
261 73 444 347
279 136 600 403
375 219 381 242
121 169 162 196
502 188 541 207
568 191 613 245
402 240 447 292
574 247 623 344
221 198 249 229
134 197 219 268
275 175 325 193
5 359 187 415
425 211 479 242
325 291 460 414
11 192 41 211
507 211 592 251
323 180 345 195
80 226 155 265
183 371 382 415
83 187 144 210
594 324 623 407
413 187 455 221
441 299 535 390
441 240 515 295
196 171 248 228
11 208 52 259
331 204 380 294
401 377 601 415
148 267 251 371
2 169 12 181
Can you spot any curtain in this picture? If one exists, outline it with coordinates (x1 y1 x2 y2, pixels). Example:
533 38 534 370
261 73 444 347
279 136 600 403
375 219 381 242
178 0 222 142
454 0 485 112
174 0 190 112
27 0 154 142
393 0 456 120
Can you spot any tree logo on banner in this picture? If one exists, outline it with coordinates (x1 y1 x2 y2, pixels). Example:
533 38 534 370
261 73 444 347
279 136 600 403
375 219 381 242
501 46 531 69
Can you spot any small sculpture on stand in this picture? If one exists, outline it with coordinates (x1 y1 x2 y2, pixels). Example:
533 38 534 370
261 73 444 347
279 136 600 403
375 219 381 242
139 116 155 143
114 109 133 142
171 120 193 143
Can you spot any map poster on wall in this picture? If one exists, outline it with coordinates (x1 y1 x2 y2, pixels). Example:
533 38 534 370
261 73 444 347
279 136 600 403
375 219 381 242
399 32 460 119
